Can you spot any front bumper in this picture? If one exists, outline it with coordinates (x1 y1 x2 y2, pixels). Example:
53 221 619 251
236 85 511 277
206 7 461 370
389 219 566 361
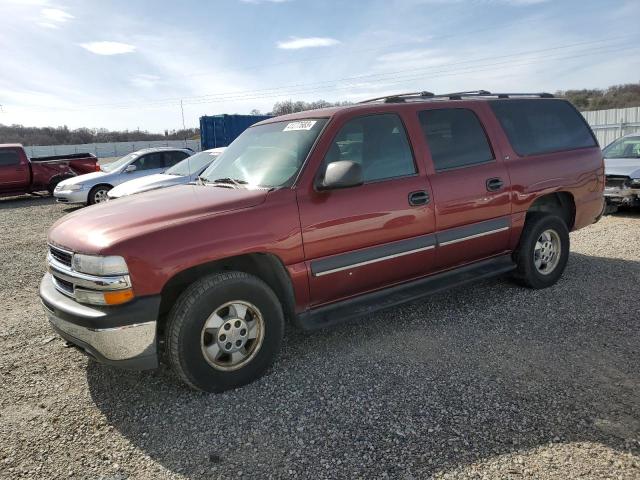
54 188 89 204
604 185 640 205
39 273 160 370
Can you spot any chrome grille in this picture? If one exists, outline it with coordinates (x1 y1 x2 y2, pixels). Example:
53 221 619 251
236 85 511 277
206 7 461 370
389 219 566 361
52 275 74 297
49 245 72 267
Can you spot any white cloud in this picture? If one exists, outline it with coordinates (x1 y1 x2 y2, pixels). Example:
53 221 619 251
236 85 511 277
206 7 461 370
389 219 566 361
37 7 73 28
130 74 161 88
41 7 73 22
80 41 136 55
277 37 340 50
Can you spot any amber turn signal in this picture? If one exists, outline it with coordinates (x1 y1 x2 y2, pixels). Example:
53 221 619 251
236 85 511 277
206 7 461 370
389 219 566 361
103 289 135 305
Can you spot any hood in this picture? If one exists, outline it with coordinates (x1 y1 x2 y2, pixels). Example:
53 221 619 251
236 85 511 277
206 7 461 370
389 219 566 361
108 173 184 198
59 170 108 186
604 157 640 178
49 184 269 253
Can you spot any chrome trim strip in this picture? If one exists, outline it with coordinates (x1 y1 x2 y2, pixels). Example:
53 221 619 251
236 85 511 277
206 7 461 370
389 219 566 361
47 254 131 291
438 226 509 246
314 245 435 277
51 275 76 299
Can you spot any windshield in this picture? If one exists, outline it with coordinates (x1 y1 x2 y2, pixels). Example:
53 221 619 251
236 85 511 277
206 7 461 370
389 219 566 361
101 152 139 172
166 151 221 176
603 136 640 158
199 119 328 188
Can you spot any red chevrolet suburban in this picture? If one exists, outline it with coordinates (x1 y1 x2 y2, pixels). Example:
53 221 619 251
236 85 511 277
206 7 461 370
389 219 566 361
0 144 98 197
40 91 604 392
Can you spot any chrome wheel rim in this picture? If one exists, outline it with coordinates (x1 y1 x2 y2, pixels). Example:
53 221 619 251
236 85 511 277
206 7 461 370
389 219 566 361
200 301 265 371
94 189 109 203
534 229 561 275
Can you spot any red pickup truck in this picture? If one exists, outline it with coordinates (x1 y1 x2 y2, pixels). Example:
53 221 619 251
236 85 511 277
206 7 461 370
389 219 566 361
40 91 604 392
0 144 98 197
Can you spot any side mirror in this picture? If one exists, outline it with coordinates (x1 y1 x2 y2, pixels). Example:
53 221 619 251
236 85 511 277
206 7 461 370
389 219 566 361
318 160 364 190
125 164 137 173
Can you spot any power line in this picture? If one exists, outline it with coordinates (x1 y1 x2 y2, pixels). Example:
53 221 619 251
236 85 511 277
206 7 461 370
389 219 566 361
69 34 637 111
64 39 638 111
12 39 638 115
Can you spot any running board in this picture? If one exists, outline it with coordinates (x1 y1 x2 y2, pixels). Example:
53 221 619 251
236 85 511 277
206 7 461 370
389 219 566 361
297 254 515 330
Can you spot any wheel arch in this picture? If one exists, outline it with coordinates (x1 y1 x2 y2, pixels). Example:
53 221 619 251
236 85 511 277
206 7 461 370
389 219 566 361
47 173 75 193
526 191 576 230
157 253 297 332
90 182 114 191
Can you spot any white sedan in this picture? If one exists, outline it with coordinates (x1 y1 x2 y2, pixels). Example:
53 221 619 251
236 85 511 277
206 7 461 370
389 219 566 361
107 148 225 200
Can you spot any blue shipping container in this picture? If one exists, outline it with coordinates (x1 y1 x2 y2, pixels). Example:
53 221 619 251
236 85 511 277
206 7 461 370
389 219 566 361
200 114 273 150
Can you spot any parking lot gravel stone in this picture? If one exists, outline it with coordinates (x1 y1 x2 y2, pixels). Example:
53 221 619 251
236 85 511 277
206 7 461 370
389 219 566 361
1 196 639 479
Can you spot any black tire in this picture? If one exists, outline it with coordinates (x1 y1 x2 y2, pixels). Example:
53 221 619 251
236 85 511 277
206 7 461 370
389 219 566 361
512 213 570 289
47 176 70 195
87 184 111 205
166 271 284 392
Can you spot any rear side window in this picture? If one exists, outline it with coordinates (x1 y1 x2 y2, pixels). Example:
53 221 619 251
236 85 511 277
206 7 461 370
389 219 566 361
164 151 189 167
324 113 416 182
489 99 596 156
418 108 494 171
134 153 165 170
0 150 20 166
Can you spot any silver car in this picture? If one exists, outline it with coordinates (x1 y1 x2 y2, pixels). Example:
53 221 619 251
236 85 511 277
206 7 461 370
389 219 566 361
54 147 193 205
107 148 225 200
603 134 640 212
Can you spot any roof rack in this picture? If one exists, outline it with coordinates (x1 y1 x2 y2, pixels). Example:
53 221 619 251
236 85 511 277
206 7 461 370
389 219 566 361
358 90 554 104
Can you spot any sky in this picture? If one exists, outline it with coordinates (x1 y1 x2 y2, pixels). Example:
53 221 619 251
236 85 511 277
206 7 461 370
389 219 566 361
0 0 639 132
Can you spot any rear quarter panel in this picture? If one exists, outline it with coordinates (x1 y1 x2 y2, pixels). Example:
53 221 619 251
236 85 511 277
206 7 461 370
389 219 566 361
30 156 98 190
503 147 604 247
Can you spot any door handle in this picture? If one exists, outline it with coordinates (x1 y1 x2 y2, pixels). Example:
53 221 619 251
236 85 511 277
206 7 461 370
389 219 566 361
486 178 504 192
408 190 430 206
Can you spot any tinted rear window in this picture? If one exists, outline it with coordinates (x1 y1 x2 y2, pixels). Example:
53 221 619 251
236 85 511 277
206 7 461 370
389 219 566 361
418 108 494 171
489 99 596 156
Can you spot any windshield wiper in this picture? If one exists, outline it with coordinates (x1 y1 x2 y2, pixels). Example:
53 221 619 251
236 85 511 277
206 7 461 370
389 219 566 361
196 176 248 188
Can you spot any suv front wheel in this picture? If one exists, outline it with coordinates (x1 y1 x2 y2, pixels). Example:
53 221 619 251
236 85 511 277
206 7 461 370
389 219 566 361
512 214 570 289
166 271 284 392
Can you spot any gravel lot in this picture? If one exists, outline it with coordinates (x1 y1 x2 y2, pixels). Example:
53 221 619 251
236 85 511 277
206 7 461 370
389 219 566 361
1 196 639 479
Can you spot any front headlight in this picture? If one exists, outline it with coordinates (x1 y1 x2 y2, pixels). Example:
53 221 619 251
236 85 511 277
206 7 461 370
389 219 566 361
64 184 83 191
72 254 129 276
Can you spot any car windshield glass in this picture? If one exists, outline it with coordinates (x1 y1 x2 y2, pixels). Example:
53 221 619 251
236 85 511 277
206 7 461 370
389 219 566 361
101 152 139 172
199 119 328 188
603 136 640 158
166 151 221 176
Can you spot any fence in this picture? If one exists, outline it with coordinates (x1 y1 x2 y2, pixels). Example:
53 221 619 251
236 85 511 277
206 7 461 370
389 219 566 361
582 106 640 147
23 139 201 159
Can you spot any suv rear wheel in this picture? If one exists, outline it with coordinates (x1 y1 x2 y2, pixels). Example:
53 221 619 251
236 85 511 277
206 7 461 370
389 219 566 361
512 213 569 289
166 271 284 392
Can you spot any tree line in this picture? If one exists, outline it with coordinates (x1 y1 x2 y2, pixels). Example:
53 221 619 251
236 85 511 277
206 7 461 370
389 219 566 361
0 125 200 147
556 82 640 111
2 83 639 146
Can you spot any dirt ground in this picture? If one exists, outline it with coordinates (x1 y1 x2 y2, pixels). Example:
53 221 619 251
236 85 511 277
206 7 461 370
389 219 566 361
1 196 639 479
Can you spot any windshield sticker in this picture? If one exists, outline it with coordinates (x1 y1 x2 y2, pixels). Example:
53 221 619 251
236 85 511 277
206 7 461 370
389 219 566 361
283 121 317 131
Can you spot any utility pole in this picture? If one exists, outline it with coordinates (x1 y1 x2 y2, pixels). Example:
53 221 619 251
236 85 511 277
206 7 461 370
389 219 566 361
180 100 187 148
